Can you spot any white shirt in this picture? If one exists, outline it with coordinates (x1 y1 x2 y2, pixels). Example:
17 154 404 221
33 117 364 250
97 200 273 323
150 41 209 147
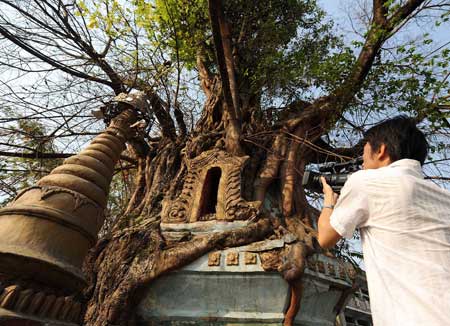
330 159 450 326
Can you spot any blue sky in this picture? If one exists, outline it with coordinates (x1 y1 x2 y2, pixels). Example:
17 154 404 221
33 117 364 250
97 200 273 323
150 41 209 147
319 0 450 46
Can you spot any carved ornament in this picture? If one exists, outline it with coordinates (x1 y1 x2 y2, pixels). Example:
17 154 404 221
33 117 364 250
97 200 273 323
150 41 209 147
226 252 239 266
162 149 261 223
208 252 221 266
0 283 82 324
244 252 257 265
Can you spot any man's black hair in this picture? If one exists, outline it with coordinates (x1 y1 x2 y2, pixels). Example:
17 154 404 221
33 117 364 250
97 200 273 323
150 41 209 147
363 115 429 165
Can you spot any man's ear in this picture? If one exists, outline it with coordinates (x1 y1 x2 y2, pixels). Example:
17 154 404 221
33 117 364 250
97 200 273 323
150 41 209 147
377 144 391 163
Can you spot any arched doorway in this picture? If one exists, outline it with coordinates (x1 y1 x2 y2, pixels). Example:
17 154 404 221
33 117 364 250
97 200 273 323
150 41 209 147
198 167 222 219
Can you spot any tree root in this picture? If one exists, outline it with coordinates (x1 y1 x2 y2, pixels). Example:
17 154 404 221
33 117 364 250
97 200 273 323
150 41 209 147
284 280 304 326
83 218 272 326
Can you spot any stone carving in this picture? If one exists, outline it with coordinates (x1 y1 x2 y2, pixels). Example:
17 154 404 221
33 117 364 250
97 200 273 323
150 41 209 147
328 263 336 277
259 250 283 271
0 285 19 309
162 149 261 223
306 260 316 272
346 265 357 279
0 283 82 323
317 261 326 274
208 252 221 266
162 171 197 223
226 252 239 266
244 252 257 265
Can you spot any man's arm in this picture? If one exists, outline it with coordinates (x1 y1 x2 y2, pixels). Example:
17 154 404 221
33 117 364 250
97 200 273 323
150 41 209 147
317 177 341 249
317 206 342 249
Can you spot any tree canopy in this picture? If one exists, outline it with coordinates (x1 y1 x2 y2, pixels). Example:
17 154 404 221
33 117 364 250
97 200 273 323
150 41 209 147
0 1 447 173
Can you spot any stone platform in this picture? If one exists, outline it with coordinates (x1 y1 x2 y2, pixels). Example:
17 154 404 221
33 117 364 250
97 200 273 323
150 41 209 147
137 224 354 326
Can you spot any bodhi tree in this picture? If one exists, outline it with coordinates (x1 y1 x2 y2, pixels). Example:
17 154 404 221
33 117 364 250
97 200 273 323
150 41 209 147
0 0 449 325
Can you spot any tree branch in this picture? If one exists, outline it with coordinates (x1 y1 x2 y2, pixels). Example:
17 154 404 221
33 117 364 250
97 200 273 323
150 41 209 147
125 78 177 140
282 0 427 131
216 3 241 121
173 101 187 137
0 150 73 159
311 138 363 164
0 0 125 94
333 0 425 104
54 3 125 94
386 0 426 30
0 24 114 88
147 92 177 141
373 0 388 25
0 151 137 165
196 48 214 97
208 0 243 155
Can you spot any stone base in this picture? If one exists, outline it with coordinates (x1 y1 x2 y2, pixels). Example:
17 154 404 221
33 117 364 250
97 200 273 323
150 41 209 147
140 321 288 326
137 245 352 326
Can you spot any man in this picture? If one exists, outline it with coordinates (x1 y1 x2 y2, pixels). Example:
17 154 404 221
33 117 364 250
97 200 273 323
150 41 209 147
317 116 450 325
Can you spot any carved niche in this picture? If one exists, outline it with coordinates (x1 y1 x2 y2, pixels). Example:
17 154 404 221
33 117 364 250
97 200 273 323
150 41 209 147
162 149 261 223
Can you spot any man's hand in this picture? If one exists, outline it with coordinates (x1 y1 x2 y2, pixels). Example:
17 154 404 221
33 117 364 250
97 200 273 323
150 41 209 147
317 177 341 249
320 177 338 207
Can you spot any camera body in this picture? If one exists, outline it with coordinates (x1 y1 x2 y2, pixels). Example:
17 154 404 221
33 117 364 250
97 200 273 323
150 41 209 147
302 157 363 194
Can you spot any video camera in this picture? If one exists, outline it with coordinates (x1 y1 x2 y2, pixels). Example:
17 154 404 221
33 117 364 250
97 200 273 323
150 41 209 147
302 157 363 194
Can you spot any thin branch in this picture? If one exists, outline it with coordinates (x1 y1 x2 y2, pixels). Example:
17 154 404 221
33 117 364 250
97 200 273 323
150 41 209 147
0 25 114 88
424 176 450 181
0 151 137 165
373 0 388 25
0 150 73 159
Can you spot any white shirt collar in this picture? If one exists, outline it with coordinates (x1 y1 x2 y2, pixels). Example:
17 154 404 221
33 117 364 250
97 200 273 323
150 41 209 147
387 159 423 178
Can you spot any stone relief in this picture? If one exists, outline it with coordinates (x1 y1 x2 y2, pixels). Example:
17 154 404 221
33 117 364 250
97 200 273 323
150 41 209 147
244 252 257 265
0 283 82 323
162 149 261 223
208 252 221 266
226 252 239 266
